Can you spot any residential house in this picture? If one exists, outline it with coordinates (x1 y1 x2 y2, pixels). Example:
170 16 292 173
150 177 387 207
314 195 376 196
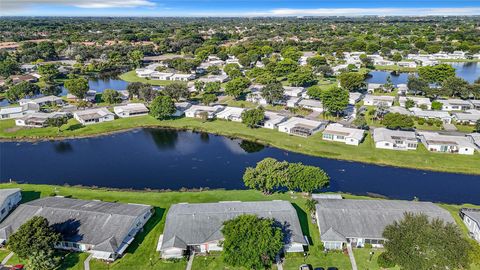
470 100 480 109
363 95 395 107
396 84 409 95
170 73 196 81
0 197 153 261
284 86 305 97
373 128 418 151
173 102 192 117
349 92 363 105
460 209 480 243
20 64 37 72
286 97 301 108
367 83 384 93
67 90 96 102
397 61 417 68
0 103 39 120
73 108 115 125
113 103 149 118
315 198 454 249
149 72 173 80
388 106 412 116
246 85 267 105
298 99 323 112
452 109 480 125
159 201 307 258
399 97 431 110
9 74 38 84
0 189 21 222
262 111 288 129
467 133 480 149
418 131 476 155
278 117 327 137
19 95 64 107
184 105 224 119
15 112 68 128
198 74 229 83
411 109 452 124
215 106 245 122
322 123 365 146
438 99 473 111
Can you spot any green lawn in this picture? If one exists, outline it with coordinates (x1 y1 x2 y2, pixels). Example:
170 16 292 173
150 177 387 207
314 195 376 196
0 184 478 270
1 115 479 174
374 65 417 72
118 70 175 86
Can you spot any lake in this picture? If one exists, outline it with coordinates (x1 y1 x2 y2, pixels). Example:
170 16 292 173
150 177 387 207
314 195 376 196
366 62 480 84
1 128 479 205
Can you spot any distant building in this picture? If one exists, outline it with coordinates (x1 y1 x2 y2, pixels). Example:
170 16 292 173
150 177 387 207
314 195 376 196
373 128 418 151
399 97 431 110
159 201 307 258
215 106 245 122
363 95 395 107
19 95 64 107
73 108 115 125
0 189 21 222
0 103 40 120
113 103 149 118
0 197 153 261
438 99 473 111
315 199 454 249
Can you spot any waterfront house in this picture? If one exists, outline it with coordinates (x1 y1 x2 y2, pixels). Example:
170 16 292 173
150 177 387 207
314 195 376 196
461 209 480 243
373 128 418 151
410 108 452 124
0 103 39 120
15 112 68 128
159 201 307 259
397 61 417 68
418 131 476 155
322 123 365 146
451 109 480 125
0 189 21 222
67 90 96 102
215 106 245 122
0 197 153 261
19 95 64 107
349 92 363 105
399 97 431 109
363 95 395 107
262 111 288 129
113 103 149 118
438 99 473 111
315 199 454 249
278 117 327 137
173 102 192 117
73 108 115 125
184 105 224 119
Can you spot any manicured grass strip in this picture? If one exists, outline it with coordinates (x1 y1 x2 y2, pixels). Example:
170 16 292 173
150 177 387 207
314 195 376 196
118 71 174 86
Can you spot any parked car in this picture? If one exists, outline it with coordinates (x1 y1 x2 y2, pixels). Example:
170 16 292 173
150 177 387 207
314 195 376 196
10 265 24 270
299 264 312 270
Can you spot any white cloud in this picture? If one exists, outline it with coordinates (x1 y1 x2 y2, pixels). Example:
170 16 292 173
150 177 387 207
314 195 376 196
261 7 480 16
1 0 155 11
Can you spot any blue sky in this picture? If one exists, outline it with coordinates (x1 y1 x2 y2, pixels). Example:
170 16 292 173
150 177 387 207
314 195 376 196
2 0 480 17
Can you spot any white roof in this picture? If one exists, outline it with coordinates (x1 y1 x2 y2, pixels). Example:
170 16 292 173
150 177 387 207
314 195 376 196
452 109 480 121
0 103 39 115
388 106 412 115
73 107 114 120
171 73 194 78
283 86 304 97
215 106 245 118
364 95 395 103
412 109 451 119
298 99 322 108
367 83 383 89
19 95 63 105
418 131 476 149
373 128 417 144
399 96 431 105
278 117 325 129
113 103 149 114
264 111 287 125
438 99 472 106
323 123 365 141
185 105 224 114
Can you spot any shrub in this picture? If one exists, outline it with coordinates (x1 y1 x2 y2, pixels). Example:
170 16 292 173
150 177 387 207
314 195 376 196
417 118 425 125
377 252 396 268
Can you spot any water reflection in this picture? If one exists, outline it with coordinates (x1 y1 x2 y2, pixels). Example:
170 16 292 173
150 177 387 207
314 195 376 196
146 128 178 150
53 141 73 154
239 140 265 153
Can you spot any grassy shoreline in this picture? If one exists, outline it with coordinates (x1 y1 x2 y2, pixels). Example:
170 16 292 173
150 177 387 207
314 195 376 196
0 183 478 270
1 116 479 174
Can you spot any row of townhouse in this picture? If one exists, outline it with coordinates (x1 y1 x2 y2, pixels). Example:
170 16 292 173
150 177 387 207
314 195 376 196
373 127 479 155
72 103 150 125
0 189 153 262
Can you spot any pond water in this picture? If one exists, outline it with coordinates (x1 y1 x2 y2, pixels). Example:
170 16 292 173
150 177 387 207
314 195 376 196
366 62 480 84
1 128 479 205
60 78 129 95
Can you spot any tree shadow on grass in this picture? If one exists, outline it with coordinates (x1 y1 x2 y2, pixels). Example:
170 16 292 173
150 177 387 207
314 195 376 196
56 251 82 270
292 203 312 246
66 123 84 131
123 207 165 255
20 191 41 203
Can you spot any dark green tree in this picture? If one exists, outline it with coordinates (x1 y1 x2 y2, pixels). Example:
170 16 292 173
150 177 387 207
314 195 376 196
243 157 289 194
287 163 329 194
287 66 316 87
225 77 250 99
222 215 284 270
6 81 40 102
418 64 455 84
382 113 414 130
261 82 284 104
149 95 175 120
102 89 121 104
338 72 365 92
65 77 89 99
321 86 349 116
164 82 190 101
201 93 217 106
241 107 265 128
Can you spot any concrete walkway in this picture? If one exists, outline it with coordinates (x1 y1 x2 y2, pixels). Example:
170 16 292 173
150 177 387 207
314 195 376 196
1 252 13 265
84 253 93 270
185 252 195 270
346 244 358 270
